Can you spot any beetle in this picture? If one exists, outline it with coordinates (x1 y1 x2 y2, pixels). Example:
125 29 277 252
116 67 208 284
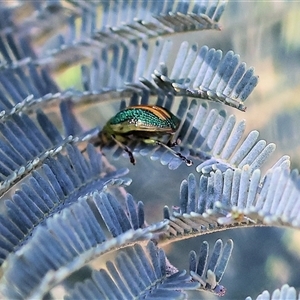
94 105 193 166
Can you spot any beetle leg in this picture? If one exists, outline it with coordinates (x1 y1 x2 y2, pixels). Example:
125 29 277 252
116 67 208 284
167 138 177 147
166 133 181 147
159 141 193 166
110 135 136 165
144 139 193 166
167 137 181 147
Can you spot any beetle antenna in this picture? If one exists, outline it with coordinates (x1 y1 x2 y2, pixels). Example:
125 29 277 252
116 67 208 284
110 135 136 165
155 140 193 166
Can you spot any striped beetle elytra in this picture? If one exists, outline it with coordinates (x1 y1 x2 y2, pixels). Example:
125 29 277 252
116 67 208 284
95 105 193 166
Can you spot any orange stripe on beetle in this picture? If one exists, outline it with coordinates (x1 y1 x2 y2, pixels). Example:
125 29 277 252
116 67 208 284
128 105 172 121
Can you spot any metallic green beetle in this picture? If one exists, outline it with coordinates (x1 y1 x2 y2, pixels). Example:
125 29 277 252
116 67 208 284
95 105 193 166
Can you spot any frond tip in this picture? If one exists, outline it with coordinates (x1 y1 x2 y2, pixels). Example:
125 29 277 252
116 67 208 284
189 239 233 296
151 44 259 111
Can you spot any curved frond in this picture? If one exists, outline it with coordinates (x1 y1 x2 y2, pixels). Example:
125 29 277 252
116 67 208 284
0 194 168 299
151 44 258 111
64 238 232 299
0 144 129 264
65 241 198 300
166 164 300 234
245 284 300 300
76 40 257 111
40 1 227 68
160 164 300 243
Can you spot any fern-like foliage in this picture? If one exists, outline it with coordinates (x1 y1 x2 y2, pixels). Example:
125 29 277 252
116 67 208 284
78 40 258 111
0 144 129 264
64 241 200 300
38 0 226 68
0 1 298 299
